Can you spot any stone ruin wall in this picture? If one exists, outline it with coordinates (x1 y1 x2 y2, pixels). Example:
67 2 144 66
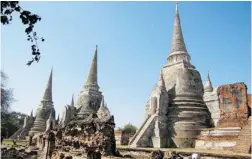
195 83 251 151
204 88 220 127
114 130 122 146
247 94 251 116
114 130 135 146
204 83 251 128
217 82 249 128
57 116 117 156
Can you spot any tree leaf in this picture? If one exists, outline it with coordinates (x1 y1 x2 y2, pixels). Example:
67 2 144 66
25 25 33 34
1 15 9 25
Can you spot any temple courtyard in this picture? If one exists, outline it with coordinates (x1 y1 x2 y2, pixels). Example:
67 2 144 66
1 2 251 159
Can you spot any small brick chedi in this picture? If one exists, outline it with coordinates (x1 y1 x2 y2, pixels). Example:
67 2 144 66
129 3 251 150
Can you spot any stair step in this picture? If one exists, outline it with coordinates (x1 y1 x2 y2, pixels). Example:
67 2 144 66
233 117 251 153
238 133 251 135
129 114 157 147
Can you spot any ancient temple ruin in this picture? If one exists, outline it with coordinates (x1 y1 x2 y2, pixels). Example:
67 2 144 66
58 45 104 125
10 69 57 139
54 45 117 157
58 95 76 128
76 45 103 119
9 3 251 157
10 46 117 158
129 3 213 148
129 3 251 151
9 110 35 140
29 69 56 136
196 81 251 152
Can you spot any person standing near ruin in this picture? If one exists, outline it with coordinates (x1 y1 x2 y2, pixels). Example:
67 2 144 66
42 137 46 150
1 131 6 144
1 135 3 144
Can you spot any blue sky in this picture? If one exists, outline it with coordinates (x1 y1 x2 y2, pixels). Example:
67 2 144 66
2 1 251 128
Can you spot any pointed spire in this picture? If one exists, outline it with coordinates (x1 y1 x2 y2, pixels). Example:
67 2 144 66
204 71 213 92
57 114 59 123
85 45 99 90
100 96 105 107
157 70 165 90
42 68 53 102
175 1 178 14
104 102 108 108
71 94 74 107
104 102 110 114
30 109 33 117
23 116 28 128
169 2 189 58
207 71 211 81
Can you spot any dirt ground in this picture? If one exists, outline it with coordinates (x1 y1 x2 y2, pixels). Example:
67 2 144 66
117 146 251 158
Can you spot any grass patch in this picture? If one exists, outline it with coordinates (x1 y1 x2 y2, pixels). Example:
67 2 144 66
2 139 27 146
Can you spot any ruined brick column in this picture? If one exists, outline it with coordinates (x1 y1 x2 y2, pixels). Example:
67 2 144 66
217 82 249 128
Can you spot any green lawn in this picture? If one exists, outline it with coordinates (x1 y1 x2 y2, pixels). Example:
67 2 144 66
2 139 27 146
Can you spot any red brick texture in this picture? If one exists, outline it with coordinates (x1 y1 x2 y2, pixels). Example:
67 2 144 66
247 94 251 108
217 82 249 128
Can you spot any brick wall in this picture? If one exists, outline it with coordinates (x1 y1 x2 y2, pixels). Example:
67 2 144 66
247 94 251 108
247 94 251 116
217 82 249 127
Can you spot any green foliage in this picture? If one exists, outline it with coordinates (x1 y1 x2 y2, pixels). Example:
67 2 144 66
3 140 27 146
1 71 26 138
122 123 137 134
1 71 14 116
1 1 44 65
1 111 26 137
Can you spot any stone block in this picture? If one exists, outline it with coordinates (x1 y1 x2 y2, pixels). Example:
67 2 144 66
152 137 161 148
195 139 237 150
152 136 167 148
204 88 220 127
172 137 196 148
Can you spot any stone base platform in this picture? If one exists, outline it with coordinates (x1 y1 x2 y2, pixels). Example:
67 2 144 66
116 146 251 159
195 127 241 150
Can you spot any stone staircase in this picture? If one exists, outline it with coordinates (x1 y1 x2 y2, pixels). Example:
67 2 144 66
129 114 157 147
10 123 33 140
233 116 251 153
9 128 22 139
129 116 150 146
19 128 30 139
